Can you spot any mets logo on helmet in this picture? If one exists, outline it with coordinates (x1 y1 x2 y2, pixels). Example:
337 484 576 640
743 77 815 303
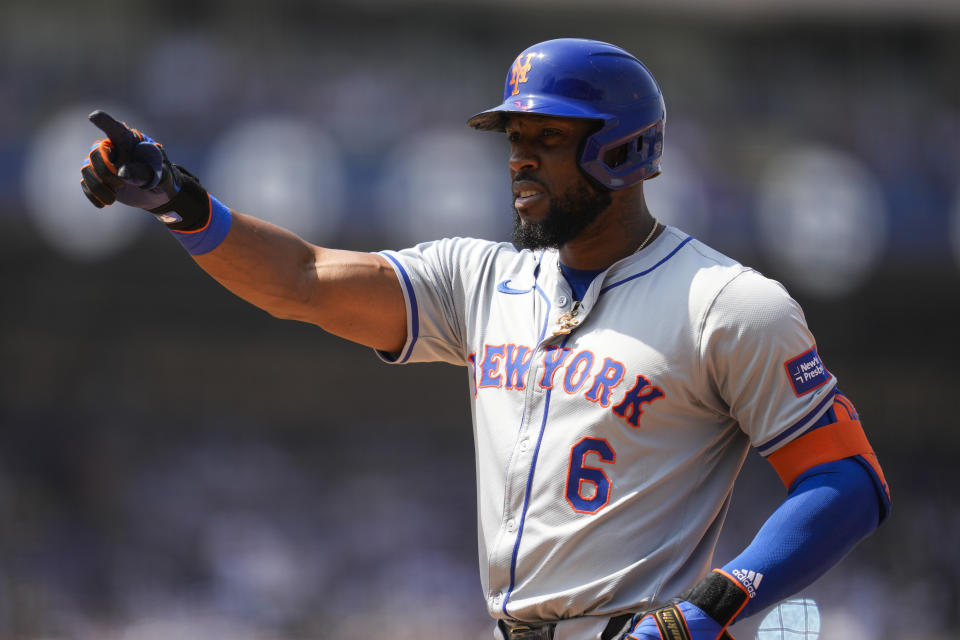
509 52 536 95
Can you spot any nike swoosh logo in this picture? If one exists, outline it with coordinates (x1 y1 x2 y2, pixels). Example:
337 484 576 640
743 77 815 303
497 279 533 295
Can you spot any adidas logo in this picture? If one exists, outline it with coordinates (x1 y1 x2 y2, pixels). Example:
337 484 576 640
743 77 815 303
731 569 764 599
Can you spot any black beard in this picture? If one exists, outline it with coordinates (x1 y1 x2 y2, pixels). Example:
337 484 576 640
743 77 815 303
511 181 612 250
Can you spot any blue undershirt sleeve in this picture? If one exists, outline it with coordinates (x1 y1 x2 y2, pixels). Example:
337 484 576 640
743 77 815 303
720 457 882 619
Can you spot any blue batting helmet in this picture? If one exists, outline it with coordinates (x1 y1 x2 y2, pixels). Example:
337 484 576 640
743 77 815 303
467 38 665 190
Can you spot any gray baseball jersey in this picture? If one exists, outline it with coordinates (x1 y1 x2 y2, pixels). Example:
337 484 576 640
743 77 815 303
376 225 837 629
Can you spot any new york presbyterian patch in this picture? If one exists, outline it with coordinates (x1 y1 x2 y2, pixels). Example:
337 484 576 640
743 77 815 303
784 346 832 397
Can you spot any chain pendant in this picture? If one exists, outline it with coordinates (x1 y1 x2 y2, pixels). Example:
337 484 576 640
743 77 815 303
553 301 582 336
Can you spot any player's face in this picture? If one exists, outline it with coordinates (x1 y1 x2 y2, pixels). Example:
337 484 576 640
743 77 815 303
505 115 612 250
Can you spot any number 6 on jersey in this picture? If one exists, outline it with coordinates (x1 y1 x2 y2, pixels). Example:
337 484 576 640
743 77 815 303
565 437 616 513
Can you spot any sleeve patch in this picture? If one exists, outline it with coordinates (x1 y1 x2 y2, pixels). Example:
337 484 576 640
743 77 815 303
783 346 832 397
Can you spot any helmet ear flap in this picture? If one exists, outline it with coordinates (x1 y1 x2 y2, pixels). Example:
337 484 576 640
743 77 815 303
582 120 664 189
629 121 664 179
603 143 630 169
576 119 616 192
600 122 662 169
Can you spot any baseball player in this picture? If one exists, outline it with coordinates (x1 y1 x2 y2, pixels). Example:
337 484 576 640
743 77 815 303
80 38 889 640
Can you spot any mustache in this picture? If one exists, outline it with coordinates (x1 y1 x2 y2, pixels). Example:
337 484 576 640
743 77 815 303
512 173 545 188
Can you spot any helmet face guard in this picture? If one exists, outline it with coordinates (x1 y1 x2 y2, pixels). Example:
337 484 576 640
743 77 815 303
468 38 665 190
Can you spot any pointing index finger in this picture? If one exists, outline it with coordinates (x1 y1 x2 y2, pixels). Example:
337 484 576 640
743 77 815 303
88 110 137 153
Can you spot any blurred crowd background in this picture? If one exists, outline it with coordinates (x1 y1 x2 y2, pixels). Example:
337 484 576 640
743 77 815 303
2 0 959 638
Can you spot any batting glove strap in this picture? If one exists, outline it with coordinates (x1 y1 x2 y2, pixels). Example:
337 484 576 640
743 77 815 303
624 601 735 640
149 164 212 231
681 569 751 629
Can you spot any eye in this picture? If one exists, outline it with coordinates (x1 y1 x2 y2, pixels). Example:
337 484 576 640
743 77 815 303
507 131 520 143
542 128 562 138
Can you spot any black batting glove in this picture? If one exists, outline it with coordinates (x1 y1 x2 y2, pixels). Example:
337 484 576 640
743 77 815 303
80 110 211 231
623 570 749 639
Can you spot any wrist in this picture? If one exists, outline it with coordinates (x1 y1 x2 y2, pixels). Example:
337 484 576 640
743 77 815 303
167 194 232 256
150 164 211 230
682 569 751 629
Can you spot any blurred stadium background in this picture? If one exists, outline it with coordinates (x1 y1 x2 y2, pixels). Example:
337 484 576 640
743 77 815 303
1 0 958 638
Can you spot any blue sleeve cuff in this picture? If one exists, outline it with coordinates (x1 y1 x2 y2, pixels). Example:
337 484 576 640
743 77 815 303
169 194 232 255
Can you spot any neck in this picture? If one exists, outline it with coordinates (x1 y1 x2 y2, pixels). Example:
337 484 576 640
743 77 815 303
558 186 660 270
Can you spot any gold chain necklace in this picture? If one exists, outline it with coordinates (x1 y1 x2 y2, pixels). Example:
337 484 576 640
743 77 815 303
633 217 660 255
553 219 659 336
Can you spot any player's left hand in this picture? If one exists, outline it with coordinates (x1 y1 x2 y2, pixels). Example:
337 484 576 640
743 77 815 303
622 570 748 640
623 600 733 639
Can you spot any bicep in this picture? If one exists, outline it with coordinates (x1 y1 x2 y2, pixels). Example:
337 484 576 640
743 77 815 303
305 249 407 353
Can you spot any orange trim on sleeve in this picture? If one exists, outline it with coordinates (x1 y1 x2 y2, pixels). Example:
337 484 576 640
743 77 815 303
833 393 859 421
768 418 888 494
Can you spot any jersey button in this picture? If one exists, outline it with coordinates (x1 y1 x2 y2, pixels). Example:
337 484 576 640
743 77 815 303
558 295 568 306
507 519 516 531
519 438 529 451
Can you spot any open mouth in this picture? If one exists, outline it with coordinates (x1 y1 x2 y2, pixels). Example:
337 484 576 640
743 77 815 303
513 181 546 211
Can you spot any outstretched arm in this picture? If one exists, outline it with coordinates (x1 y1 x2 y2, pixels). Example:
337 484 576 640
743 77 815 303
193 212 406 352
80 111 407 353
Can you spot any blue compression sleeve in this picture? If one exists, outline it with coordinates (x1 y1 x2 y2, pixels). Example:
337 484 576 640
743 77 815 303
721 458 881 619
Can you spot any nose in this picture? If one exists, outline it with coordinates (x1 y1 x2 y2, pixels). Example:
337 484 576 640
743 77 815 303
509 143 539 174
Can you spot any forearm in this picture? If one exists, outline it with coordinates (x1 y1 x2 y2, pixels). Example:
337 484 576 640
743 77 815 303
191 210 324 322
626 458 884 639
721 457 882 619
190 210 406 351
